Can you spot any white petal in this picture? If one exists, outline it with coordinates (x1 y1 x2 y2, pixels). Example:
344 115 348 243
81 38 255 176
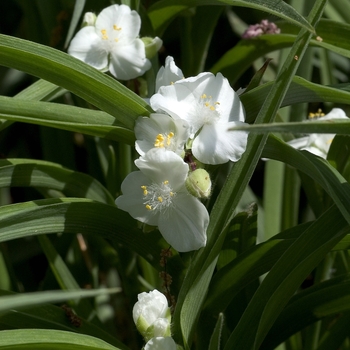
135 149 189 190
144 337 177 350
68 26 108 69
133 290 169 325
322 108 348 120
158 192 208 252
109 40 151 79
192 122 248 164
150 83 196 120
95 4 141 41
155 56 184 92
287 136 309 150
135 113 189 156
115 171 160 226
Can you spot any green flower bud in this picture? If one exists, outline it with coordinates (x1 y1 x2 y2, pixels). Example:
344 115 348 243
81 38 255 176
186 169 211 199
141 37 163 59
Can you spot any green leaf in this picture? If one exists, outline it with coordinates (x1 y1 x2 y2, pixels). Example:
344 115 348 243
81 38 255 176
211 19 350 84
148 0 314 36
224 204 349 349
0 290 129 350
0 289 120 316
261 274 350 349
0 198 170 271
173 0 321 347
0 329 120 349
229 118 350 134
0 34 152 130
208 313 225 350
241 77 350 123
0 159 115 205
263 135 350 224
0 96 135 144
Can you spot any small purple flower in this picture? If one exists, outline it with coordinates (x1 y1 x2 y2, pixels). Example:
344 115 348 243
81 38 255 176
242 19 281 39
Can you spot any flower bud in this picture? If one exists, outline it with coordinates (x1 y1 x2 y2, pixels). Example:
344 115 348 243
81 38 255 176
144 337 177 350
82 12 96 26
186 169 211 199
133 290 171 341
142 37 163 59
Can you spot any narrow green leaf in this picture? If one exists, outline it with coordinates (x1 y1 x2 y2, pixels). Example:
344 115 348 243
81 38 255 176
64 0 86 49
0 290 129 350
0 289 120 315
208 313 225 350
241 77 350 123
224 205 348 349
261 274 350 349
0 159 115 205
0 96 135 144
211 19 350 84
0 329 120 349
148 0 314 36
174 0 320 347
0 34 152 130
229 118 350 134
263 135 350 224
0 198 171 272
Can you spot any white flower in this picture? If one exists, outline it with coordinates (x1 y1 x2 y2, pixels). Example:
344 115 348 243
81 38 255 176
144 337 177 350
115 149 208 252
133 290 171 341
150 72 249 164
68 4 151 80
288 108 348 159
135 113 190 156
155 56 184 92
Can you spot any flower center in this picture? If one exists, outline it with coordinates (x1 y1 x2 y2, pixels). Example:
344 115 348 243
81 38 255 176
141 180 175 212
188 93 221 133
100 23 122 43
154 132 175 148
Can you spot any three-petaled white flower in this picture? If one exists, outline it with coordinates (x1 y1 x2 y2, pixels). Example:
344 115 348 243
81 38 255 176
115 148 208 252
132 290 171 341
150 72 249 164
135 113 190 156
68 4 151 80
288 108 348 159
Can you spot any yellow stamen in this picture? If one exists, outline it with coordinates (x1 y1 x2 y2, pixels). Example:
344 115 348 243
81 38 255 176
163 180 169 185
166 132 175 146
101 29 108 40
201 94 207 99
154 134 165 147
145 204 152 210
309 108 325 118
113 24 122 31
141 185 148 195
158 196 163 202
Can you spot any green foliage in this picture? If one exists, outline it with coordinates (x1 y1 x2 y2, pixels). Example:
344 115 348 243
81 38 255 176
1 0 350 349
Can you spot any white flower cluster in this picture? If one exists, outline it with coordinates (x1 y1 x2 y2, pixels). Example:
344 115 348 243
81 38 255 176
68 4 162 80
133 290 176 350
116 57 249 252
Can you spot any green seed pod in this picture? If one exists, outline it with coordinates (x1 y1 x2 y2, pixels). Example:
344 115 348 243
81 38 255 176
186 169 211 199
